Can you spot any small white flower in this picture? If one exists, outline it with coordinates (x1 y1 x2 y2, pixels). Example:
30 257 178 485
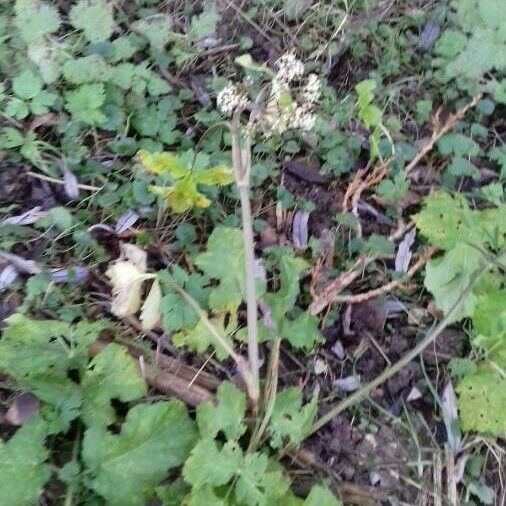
302 73 321 104
217 81 248 116
275 52 304 83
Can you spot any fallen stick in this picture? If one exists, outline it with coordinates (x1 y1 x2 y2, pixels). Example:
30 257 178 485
89 340 215 406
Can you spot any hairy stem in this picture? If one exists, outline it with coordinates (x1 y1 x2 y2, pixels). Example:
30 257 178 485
231 113 260 406
307 259 492 436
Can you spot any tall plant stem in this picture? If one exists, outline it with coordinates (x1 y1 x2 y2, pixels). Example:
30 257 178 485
230 113 260 406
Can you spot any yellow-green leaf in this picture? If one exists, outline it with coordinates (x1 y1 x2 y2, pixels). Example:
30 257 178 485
138 150 188 178
193 165 234 186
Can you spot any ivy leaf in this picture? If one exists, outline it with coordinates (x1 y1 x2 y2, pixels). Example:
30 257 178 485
269 387 317 449
183 439 242 488
235 453 291 506
63 55 109 84
69 0 115 42
14 0 61 43
424 245 484 323
12 69 42 100
196 381 246 440
83 401 197 506
304 485 342 506
64 83 106 126
457 365 506 436
195 227 245 311
0 417 50 506
81 343 147 427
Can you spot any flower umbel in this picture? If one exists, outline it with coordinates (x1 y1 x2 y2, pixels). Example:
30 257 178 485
217 81 248 116
216 52 320 136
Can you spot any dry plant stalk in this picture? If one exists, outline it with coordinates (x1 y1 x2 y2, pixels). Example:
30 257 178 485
310 94 482 315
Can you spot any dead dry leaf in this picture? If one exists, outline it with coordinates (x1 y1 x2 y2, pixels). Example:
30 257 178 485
140 278 161 331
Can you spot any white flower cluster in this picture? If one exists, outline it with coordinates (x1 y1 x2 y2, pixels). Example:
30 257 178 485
216 81 248 116
216 52 320 136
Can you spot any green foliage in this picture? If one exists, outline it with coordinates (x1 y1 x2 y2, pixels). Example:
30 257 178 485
195 226 246 311
433 0 506 93
269 387 317 449
0 418 50 506
196 381 247 440
355 79 384 158
69 0 115 42
64 83 107 126
139 150 234 213
14 0 60 43
416 192 506 435
83 400 197 506
80 343 147 427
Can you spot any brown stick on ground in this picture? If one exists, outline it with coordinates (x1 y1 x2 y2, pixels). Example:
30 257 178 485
313 245 436 307
405 93 482 176
89 340 215 406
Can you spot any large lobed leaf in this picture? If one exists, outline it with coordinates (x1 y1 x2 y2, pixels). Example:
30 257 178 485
83 400 197 506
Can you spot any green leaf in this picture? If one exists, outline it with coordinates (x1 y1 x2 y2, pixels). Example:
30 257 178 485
138 149 188 177
472 290 506 338
196 382 246 440
64 83 106 125
81 343 147 427
0 418 50 506
183 439 242 488
375 171 410 202
173 315 232 360
235 453 291 506
363 234 395 255
489 145 506 178
30 90 57 114
280 312 323 350
494 80 506 104
264 254 308 324
269 387 317 449
438 133 480 158
63 55 109 84
304 485 342 506
133 15 171 50
190 7 219 40
424 245 484 323
0 127 24 148
0 315 106 430
14 0 61 43
434 29 467 59
193 165 234 186
414 191 477 249
12 69 42 100
186 486 227 506
195 227 245 311
457 365 506 436
5 98 29 120
83 401 197 506
69 0 115 42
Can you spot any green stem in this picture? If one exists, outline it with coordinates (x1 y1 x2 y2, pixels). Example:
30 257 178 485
306 259 493 437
